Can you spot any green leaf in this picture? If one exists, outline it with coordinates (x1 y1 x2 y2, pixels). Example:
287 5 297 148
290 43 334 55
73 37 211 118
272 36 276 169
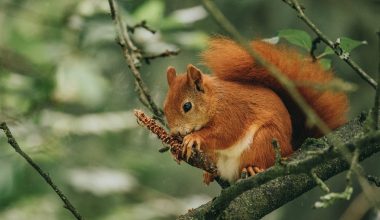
133 0 165 26
323 37 367 55
318 58 332 70
339 37 367 52
322 47 334 56
278 29 312 50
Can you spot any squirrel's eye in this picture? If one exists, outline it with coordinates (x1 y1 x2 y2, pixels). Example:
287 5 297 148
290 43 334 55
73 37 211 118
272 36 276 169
183 102 192 113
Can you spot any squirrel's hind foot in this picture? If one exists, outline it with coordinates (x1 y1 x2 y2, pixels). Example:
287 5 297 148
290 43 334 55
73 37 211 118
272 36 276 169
240 166 264 179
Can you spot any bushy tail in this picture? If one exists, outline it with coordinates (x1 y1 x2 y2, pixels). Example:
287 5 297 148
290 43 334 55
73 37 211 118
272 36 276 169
202 37 348 141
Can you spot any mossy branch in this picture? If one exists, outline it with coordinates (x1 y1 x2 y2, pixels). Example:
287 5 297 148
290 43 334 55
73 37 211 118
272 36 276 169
178 113 380 219
200 0 378 213
134 110 380 219
373 31 380 129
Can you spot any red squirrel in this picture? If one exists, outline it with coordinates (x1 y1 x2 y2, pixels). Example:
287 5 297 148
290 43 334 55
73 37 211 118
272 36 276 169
163 37 348 183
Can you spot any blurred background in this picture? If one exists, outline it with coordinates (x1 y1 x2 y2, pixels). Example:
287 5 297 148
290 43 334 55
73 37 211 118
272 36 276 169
0 0 379 219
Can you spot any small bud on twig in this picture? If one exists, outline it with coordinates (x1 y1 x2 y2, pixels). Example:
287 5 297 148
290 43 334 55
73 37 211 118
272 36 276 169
134 110 218 175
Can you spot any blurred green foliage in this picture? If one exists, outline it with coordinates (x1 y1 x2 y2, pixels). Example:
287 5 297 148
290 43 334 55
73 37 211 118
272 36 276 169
0 0 379 219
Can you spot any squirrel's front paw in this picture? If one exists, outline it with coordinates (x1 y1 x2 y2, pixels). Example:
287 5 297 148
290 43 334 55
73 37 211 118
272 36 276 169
182 134 203 161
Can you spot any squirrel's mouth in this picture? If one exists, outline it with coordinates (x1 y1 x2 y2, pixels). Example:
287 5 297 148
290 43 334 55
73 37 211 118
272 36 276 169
173 125 203 137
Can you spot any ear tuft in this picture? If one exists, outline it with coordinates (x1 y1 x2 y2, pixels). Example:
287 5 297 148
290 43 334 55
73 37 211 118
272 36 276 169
187 64 204 92
167 66 176 86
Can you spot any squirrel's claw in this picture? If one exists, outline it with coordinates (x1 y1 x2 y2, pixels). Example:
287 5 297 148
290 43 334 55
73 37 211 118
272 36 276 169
182 134 202 161
240 166 264 179
185 139 194 160
241 168 248 179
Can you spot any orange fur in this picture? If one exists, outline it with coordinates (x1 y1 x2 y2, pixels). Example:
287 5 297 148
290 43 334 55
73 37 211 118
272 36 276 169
202 38 348 139
163 38 348 183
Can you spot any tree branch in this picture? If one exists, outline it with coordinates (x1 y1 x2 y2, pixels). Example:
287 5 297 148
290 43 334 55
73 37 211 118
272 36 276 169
143 50 180 64
0 122 83 220
368 175 380 187
127 20 156 34
108 0 166 125
282 0 377 89
201 0 378 209
373 31 380 129
178 113 380 219
313 148 358 209
311 169 330 193
310 37 321 61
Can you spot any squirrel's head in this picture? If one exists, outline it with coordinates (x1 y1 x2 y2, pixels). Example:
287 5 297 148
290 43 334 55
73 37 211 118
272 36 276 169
163 64 213 137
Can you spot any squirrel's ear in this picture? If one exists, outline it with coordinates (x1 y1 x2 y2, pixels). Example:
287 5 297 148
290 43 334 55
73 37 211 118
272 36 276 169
187 64 204 92
166 66 176 87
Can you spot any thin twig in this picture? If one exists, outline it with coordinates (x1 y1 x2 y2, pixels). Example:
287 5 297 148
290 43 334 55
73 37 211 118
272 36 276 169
310 37 321 61
282 0 377 89
373 31 380 129
346 148 359 184
313 148 358 209
314 186 353 209
295 78 357 93
108 0 166 125
367 175 380 187
127 20 156 34
0 122 83 220
271 139 282 167
143 50 180 64
311 169 330 193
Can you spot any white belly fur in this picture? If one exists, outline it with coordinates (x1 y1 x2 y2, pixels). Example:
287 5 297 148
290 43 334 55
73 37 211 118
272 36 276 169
216 125 258 182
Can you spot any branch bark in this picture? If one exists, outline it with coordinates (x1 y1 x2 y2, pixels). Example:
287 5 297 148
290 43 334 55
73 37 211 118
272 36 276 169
108 0 166 125
373 31 380 129
178 113 380 219
0 122 84 220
